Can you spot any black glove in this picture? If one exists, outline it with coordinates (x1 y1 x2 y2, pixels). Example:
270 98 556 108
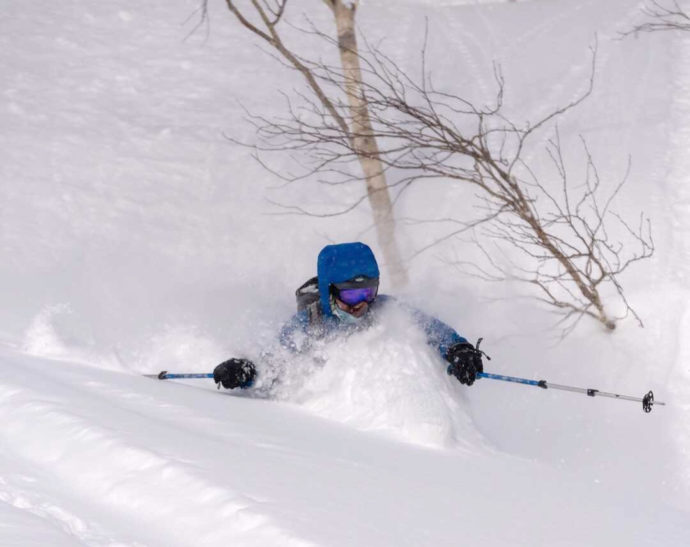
446 342 484 386
213 358 256 389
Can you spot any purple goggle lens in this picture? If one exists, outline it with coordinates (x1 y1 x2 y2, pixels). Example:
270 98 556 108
337 286 377 306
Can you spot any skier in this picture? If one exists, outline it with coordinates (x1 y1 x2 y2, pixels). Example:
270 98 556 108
213 242 484 390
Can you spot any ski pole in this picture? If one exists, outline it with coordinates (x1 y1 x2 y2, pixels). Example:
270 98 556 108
143 371 213 380
476 371 665 413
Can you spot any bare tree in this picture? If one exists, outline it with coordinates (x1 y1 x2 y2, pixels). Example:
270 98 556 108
455 132 654 335
245 34 654 333
204 1 653 332
219 0 408 287
622 0 690 35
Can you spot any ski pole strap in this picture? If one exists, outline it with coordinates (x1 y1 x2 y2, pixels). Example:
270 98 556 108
476 372 665 413
143 371 214 380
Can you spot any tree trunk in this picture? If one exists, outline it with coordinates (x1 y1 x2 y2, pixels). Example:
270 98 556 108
330 0 408 287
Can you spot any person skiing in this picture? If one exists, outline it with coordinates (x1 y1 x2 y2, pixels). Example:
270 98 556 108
213 242 484 390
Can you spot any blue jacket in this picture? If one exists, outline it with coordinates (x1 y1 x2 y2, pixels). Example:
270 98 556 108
279 242 467 359
279 295 467 359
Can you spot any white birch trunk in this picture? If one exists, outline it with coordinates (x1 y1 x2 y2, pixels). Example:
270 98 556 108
329 0 408 287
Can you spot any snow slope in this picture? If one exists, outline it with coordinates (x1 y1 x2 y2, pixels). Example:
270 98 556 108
1 347 689 547
2 0 690 545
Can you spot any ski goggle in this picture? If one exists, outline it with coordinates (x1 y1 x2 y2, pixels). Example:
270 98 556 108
336 286 377 306
332 277 379 306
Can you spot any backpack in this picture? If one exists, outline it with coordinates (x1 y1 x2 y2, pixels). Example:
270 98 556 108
295 276 323 325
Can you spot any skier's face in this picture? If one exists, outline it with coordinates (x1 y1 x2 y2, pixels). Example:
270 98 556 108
330 276 378 320
334 297 370 318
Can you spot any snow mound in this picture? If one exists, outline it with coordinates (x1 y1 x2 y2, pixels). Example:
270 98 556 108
266 305 487 450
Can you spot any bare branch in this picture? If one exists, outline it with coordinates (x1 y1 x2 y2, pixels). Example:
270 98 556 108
621 0 690 36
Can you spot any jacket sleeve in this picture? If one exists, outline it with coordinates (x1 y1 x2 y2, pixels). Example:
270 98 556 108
410 307 467 359
278 310 311 353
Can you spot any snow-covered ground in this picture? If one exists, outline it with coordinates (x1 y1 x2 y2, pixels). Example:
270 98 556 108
2 0 690 545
